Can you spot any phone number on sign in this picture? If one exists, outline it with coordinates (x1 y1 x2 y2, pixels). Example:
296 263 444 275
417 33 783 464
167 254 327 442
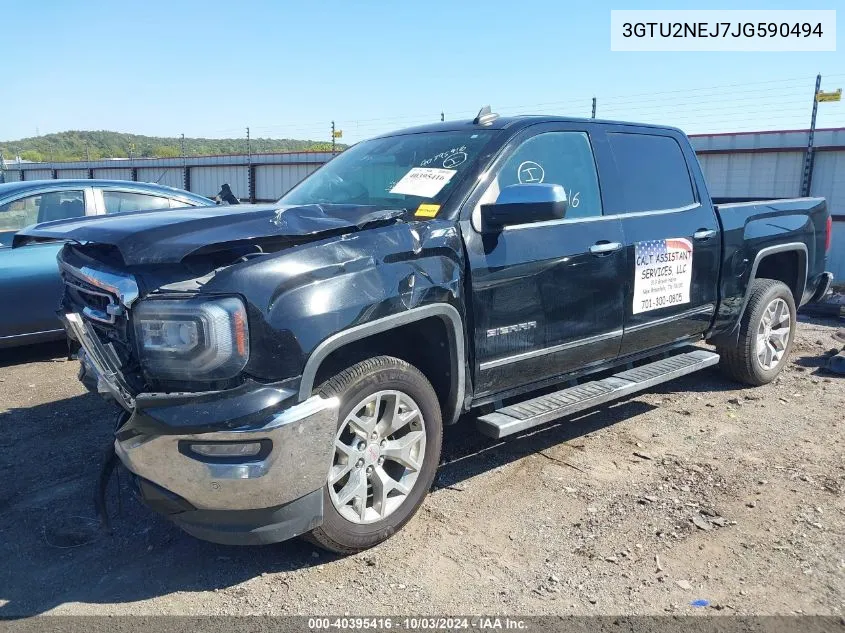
622 22 824 38
640 293 685 312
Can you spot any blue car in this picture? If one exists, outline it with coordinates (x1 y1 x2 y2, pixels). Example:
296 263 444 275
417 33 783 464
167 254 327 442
0 179 212 348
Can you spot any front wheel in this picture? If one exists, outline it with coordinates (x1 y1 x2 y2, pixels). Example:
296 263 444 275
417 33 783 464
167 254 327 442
717 278 797 386
305 356 443 554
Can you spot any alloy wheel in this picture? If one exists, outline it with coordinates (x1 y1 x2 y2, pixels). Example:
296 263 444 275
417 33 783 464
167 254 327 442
328 390 427 524
755 297 791 370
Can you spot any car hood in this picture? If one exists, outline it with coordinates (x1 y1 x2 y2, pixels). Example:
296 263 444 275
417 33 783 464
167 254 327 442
14 203 408 265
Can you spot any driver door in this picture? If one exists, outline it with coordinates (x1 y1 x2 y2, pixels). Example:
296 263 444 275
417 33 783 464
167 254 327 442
461 124 626 399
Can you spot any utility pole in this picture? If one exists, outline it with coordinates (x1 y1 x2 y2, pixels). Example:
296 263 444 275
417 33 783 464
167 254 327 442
246 126 254 203
331 121 336 155
591 97 596 119
180 133 190 192
85 144 90 161
801 74 822 197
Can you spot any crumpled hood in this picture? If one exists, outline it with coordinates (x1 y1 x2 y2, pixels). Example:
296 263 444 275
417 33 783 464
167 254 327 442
14 203 407 265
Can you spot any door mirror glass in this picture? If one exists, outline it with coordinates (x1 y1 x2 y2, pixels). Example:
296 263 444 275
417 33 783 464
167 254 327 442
480 183 568 231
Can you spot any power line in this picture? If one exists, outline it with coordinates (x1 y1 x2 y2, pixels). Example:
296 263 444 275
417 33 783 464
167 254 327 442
597 98 812 116
112 72 845 145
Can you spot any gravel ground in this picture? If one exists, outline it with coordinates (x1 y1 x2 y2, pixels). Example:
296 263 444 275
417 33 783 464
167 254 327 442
0 317 842 617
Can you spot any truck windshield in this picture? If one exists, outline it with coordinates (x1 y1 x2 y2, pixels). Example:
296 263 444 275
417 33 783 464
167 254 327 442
279 130 497 209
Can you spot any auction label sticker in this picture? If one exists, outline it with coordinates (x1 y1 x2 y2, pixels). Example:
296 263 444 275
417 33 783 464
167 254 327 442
414 203 441 218
633 238 693 314
390 167 456 198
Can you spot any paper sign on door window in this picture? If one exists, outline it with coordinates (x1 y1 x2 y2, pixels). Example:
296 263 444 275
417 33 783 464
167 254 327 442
389 167 456 198
633 238 693 314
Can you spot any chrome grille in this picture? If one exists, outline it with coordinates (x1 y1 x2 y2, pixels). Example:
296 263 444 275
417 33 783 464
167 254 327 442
59 255 143 406
64 277 121 324
58 258 140 311
64 313 135 410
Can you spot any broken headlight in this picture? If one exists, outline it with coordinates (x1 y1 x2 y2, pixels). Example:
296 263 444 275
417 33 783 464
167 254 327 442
133 297 249 380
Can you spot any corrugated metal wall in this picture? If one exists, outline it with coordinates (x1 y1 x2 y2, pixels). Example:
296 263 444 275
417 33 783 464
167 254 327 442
92 167 134 180
191 166 249 199
4 133 845 280
22 168 53 180
690 128 845 153
810 151 845 217
697 152 804 199
136 167 183 189
2 153 334 201
690 127 845 282
254 163 320 200
55 169 89 179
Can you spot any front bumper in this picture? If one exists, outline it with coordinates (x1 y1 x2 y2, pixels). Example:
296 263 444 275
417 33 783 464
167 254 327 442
119 385 338 545
116 393 338 513
65 310 340 545
136 478 326 546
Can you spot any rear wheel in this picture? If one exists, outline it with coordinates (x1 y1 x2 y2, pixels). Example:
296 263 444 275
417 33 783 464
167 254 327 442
717 278 796 386
305 356 442 554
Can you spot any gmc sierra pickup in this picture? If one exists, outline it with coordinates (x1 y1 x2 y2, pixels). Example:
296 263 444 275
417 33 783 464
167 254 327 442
17 110 833 553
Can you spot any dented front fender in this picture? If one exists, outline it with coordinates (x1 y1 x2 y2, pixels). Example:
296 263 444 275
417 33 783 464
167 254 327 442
201 220 467 389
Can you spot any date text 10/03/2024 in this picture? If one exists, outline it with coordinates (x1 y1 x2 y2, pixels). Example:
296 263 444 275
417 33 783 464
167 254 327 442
307 617 528 630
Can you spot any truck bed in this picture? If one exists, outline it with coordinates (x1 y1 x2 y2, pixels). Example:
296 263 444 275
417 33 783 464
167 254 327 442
709 196 829 338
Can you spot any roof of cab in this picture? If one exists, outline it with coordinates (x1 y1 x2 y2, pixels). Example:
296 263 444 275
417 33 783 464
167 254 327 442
374 115 684 138
0 179 212 201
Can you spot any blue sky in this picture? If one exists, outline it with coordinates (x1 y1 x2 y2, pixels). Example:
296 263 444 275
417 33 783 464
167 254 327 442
2 0 842 143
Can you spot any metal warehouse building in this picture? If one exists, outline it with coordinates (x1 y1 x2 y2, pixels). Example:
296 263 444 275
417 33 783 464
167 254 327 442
690 128 845 282
3 127 845 280
0 151 334 203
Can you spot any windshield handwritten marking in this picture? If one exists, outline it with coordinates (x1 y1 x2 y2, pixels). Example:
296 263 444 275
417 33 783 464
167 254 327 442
420 146 468 168
441 152 467 169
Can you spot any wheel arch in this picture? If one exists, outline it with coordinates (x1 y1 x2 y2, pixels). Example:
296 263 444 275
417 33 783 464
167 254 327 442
709 242 806 348
740 242 807 320
299 304 466 424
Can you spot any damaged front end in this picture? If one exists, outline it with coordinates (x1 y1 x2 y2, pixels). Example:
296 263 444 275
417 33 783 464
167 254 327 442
57 246 338 544
48 202 465 545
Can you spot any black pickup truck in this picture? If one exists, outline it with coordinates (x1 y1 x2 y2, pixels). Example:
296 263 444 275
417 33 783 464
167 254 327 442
18 111 833 553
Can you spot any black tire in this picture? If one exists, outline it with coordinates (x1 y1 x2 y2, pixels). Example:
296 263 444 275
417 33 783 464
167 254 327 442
304 356 443 554
717 278 796 386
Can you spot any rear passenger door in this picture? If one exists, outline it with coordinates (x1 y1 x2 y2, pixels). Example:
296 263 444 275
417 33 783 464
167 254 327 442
602 128 721 357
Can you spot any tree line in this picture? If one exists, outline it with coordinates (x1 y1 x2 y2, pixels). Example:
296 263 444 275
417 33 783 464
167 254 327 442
0 130 346 163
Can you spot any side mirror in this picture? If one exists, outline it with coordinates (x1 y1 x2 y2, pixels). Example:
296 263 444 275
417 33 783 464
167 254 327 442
480 183 568 231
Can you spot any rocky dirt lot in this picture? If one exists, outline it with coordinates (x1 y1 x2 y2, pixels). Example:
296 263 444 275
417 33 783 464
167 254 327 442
0 317 842 617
